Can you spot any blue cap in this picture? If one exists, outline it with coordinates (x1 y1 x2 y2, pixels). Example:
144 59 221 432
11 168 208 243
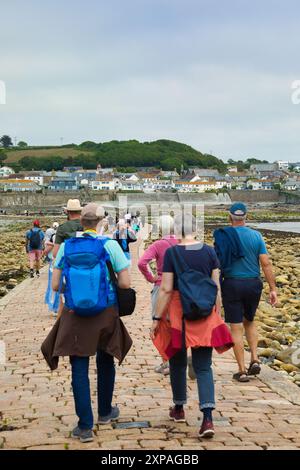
229 202 247 216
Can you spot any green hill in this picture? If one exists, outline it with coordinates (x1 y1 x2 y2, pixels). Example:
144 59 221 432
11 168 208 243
5 139 227 173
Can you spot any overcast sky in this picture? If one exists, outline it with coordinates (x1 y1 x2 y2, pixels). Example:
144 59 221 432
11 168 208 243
1 0 300 162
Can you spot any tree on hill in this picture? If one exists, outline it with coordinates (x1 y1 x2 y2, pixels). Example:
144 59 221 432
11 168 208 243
18 141 28 148
161 157 185 172
0 135 13 148
13 139 228 172
0 149 7 165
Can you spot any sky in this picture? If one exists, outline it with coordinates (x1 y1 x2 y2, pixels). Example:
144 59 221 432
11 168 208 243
1 0 300 162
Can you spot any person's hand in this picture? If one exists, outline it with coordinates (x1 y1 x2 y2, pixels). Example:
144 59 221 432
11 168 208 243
150 320 160 340
269 290 278 307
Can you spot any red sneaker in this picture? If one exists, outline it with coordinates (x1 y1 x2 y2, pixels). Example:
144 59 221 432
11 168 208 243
169 406 186 423
199 419 215 438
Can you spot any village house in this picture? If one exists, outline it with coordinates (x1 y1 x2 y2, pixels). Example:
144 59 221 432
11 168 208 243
283 179 300 191
0 166 15 178
174 180 217 193
48 176 79 191
0 179 40 192
91 177 119 191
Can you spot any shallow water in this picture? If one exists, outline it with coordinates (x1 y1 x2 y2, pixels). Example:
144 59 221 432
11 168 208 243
249 222 300 234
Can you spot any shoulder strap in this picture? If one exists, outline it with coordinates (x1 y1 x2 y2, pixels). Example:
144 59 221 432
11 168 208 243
106 260 118 285
168 245 190 275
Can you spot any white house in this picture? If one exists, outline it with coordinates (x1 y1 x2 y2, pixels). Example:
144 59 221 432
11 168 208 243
25 175 44 186
276 161 289 171
92 178 119 191
246 179 263 190
0 166 14 178
119 180 142 191
215 180 232 190
284 179 300 191
174 181 217 192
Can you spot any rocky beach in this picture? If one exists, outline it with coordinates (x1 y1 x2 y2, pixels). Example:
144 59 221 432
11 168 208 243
205 227 300 386
0 217 63 297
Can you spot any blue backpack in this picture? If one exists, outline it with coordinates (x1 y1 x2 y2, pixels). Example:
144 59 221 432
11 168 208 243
169 246 218 321
62 235 111 317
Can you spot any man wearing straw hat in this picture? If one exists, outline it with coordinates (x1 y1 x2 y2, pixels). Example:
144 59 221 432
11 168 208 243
53 199 83 258
52 199 83 318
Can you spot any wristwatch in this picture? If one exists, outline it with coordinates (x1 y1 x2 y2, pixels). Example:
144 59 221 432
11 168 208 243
152 316 161 321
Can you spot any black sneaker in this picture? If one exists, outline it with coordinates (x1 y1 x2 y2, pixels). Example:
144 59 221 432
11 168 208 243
30 270 34 278
36 271 40 278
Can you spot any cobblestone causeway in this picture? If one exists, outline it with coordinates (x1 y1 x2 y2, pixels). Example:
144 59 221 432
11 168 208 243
0 238 300 450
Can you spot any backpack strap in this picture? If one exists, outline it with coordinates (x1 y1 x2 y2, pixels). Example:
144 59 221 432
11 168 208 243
106 260 118 286
169 245 190 275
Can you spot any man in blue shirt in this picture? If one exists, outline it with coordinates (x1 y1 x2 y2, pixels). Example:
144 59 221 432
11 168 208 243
25 219 45 278
214 203 277 382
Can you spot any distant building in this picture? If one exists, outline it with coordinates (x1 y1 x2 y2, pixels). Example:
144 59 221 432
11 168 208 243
159 170 180 179
227 166 238 173
246 179 264 190
0 166 15 178
291 163 300 172
48 177 78 191
0 179 40 192
174 180 217 193
63 166 84 172
92 178 119 191
283 179 300 191
190 168 221 179
24 175 44 186
119 180 142 191
250 163 277 175
276 161 289 171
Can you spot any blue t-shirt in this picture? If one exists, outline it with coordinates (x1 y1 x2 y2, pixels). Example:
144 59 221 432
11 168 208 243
224 227 268 279
55 232 130 306
163 243 220 290
26 227 44 251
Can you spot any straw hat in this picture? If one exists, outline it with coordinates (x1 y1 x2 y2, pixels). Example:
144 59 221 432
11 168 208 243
64 199 82 212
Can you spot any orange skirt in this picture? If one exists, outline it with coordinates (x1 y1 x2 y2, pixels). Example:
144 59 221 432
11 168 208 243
153 291 234 361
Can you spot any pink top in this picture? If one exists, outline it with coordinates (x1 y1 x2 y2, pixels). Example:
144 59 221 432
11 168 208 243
138 236 179 286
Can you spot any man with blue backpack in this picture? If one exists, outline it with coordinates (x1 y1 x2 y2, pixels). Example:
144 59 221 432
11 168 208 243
46 203 133 443
25 219 45 278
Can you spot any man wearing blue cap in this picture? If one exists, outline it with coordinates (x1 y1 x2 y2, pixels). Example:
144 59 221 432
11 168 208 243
214 203 277 382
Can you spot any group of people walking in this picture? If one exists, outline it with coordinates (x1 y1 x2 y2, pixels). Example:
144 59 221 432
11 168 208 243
37 199 277 444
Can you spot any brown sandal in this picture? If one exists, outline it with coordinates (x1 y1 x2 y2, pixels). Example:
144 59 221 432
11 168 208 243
248 361 261 376
233 372 250 382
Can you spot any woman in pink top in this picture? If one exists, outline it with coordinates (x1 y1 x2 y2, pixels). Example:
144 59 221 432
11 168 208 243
138 216 179 374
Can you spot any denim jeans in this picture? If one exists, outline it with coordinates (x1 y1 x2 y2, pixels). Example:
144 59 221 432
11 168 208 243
70 349 115 430
169 347 215 410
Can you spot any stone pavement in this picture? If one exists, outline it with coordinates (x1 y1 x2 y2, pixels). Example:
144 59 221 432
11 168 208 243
0 238 300 450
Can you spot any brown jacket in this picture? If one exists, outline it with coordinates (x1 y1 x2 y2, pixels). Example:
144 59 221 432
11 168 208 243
41 306 132 370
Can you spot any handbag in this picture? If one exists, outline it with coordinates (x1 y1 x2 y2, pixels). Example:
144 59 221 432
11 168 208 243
106 260 136 317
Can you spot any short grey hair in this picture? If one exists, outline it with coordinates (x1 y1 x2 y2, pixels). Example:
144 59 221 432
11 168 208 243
230 213 246 222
